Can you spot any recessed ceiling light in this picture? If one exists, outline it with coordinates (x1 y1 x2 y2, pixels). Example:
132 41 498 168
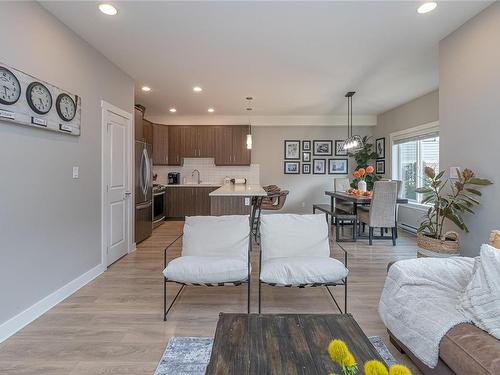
207 108 215 113
141 86 151 92
417 2 437 14
99 3 117 16
169 108 177 113
193 86 203 92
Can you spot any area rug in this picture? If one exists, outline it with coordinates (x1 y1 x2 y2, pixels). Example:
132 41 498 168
154 336 396 375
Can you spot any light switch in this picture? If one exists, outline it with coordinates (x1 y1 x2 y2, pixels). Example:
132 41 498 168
450 167 460 179
73 166 79 179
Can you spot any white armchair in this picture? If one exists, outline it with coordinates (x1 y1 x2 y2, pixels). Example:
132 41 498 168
162 215 251 320
258 214 349 313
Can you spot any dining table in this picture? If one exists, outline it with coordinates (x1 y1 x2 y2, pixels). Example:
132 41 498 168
324 191 409 231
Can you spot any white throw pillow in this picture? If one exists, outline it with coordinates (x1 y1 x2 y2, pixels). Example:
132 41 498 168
260 256 348 285
458 244 500 339
182 215 249 259
260 214 330 261
164 256 249 284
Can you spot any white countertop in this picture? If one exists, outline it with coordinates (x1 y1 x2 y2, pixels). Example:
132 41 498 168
163 183 222 188
209 184 267 197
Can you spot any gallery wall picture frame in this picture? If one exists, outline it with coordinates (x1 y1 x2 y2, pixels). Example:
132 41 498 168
313 140 333 156
302 151 311 162
376 137 385 159
284 161 300 174
376 159 386 174
302 164 311 174
313 159 326 174
335 140 348 156
328 158 349 175
302 140 311 151
284 140 300 160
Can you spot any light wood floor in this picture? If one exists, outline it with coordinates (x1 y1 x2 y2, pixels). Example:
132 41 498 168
0 221 422 375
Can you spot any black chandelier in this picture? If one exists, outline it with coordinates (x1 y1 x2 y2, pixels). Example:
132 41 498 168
343 91 364 151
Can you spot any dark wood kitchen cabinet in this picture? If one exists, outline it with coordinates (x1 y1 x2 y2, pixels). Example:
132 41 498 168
197 126 216 157
143 119 153 145
168 126 182 165
152 124 169 165
166 186 217 218
135 107 145 141
214 125 251 166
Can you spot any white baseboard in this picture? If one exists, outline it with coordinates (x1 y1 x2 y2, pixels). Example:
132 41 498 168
128 242 137 253
0 263 105 343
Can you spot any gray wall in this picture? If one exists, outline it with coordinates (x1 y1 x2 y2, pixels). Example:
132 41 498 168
439 2 500 256
0 2 134 325
374 90 439 178
252 126 373 213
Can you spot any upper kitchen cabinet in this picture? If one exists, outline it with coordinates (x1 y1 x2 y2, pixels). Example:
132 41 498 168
168 126 182 165
214 125 251 166
143 119 153 145
197 126 216 157
134 107 145 142
152 124 169 165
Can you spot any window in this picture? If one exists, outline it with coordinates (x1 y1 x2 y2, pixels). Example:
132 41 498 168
392 127 439 204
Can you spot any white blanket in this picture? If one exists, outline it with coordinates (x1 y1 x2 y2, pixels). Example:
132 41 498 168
379 257 475 368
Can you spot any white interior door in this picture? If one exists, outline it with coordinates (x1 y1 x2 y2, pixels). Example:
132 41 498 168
103 106 131 266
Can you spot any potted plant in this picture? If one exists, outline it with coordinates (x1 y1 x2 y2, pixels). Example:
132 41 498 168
348 136 380 190
416 167 493 254
353 165 375 192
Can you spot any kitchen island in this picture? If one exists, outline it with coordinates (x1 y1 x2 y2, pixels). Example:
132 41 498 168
209 184 267 216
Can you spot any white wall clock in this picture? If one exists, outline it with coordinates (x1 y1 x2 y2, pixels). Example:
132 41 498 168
0 66 21 105
26 82 52 115
56 93 76 122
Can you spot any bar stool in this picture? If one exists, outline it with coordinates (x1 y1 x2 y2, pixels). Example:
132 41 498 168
251 190 289 242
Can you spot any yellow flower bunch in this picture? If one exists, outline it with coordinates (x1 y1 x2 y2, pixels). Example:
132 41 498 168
364 360 412 375
328 340 358 375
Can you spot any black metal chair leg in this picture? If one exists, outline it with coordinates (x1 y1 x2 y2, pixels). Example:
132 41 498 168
369 227 373 245
247 280 251 314
258 279 262 314
164 283 185 321
326 286 343 314
392 227 396 246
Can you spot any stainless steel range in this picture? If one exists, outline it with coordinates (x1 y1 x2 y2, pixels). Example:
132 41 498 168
153 184 166 225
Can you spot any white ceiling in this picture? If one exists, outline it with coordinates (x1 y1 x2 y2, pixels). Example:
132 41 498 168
41 1 490 119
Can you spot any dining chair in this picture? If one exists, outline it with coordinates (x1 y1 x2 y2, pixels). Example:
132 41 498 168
334 178 354 213
162 215 251 320
357 181 398 245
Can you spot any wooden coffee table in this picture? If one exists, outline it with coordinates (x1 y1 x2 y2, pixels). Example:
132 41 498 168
206 313 384 375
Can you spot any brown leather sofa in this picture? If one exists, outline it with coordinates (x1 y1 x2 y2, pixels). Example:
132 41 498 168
386 262 500 375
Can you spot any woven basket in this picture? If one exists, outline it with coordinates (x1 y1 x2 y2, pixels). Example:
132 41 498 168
417 231 459 255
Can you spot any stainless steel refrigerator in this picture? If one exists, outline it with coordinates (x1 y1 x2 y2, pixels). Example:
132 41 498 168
135 141 153 243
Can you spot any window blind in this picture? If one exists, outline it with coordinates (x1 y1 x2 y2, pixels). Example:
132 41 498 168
392 130 439 145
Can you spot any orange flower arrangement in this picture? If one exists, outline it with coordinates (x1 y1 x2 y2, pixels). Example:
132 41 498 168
366 165 374 174
353 166 373 181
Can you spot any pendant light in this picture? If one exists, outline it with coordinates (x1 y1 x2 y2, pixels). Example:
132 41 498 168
246 97 253 150
343 91 364 151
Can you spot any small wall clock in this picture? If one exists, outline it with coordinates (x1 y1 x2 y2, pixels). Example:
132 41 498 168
0 66 21 105
56 93 76 122
26 82 53 115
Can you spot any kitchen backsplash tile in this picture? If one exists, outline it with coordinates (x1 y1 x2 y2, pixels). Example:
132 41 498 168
154 158 260 185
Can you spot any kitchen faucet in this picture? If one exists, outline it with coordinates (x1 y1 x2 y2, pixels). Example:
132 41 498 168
192 169 201 184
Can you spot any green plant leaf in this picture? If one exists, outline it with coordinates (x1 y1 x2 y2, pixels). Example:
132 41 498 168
435 170 445 180
465 188 482 196
415 187 432 194
462 195 480 205
421 195 434 204
469 178 493 186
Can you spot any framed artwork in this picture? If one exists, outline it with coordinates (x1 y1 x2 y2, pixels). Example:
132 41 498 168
284 140 300 160
328 159 348 174
313 140 333 156
284 161 300 174
302 140 311 151
376 159 386 174
313 159 326 174
335 140 348 156
376 137 385 159
302 151 311 162
302 164 311 174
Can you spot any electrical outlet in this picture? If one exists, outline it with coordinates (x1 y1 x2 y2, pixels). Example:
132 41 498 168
450 167 460 179
244 197 250 206
72 166 79 179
